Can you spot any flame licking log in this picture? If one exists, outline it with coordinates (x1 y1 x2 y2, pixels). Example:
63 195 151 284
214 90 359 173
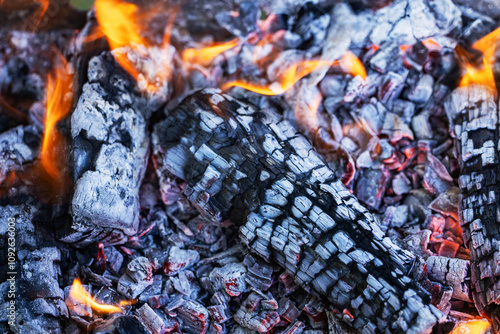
94 0 174 92
36 50 73 202
445 27 500 330
222 51 366 96
66 278 128 315
182 38 240 67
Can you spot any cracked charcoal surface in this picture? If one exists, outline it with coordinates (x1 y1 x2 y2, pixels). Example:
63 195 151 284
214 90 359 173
446 85 500 330
152 89 446 333
58 50 168 247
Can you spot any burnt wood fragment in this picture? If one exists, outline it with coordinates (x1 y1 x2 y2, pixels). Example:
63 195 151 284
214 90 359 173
57 50 167 247
446 84 500 329
152 89 447 333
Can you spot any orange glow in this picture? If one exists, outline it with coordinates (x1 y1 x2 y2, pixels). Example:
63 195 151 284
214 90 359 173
340 51 367 79
95 0 174 92
34 0 49 29
223 52 366 95
459 27 500 89
41 52 72 190
67 279 124 315
422 38 441 51
182 38 239 66
450 319 491 334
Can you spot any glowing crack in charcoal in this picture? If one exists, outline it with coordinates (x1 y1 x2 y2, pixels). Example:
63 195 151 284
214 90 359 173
182 38 240 67
222 51 366 95
458 27 500 90
66 279 133 316
95 0 174 92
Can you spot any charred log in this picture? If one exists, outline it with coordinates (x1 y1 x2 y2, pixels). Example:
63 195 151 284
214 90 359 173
152 89 447 333
56 49 168 247
446 84 500 330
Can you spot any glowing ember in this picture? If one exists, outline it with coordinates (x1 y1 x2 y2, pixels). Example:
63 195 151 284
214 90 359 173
67 279 125 315
223 52 366 96
41 51 73 192
182 38 239 66
94 0 174 92
451 319 491 334
459 27 500 89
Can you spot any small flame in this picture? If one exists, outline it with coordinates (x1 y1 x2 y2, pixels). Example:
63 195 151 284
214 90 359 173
67 279 124 315
41 51 72 194
95 0 174 92
33 0 49 30
459 27 500 89
223 51 366 96
451 319 491 334
182 38 239 66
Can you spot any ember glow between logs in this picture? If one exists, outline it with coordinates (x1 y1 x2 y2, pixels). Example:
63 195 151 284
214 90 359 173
67 279 131 315
459 27 500 89
223 51 366 95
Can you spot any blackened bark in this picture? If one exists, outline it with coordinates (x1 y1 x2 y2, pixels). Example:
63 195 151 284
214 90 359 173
153 89 446 333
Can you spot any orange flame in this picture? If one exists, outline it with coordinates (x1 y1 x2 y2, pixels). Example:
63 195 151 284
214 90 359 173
67 279 124 315
182 38 239 66
40 51 72 193
95 0 174 92
451 319 491 334
33 0 49 30
223 51 366 96
459 27 500 89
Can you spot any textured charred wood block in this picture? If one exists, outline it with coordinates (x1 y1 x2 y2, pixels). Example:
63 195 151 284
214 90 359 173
57 50 166 247
152 89 446 333
446 84 500 329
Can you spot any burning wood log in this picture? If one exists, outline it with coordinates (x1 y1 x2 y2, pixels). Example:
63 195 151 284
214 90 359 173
446 83 500 329
152 88 448 333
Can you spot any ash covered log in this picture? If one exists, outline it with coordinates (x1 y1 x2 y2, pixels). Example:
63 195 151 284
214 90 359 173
56 48 169 247
445 84 500 329
152 89 448 333
0 204 68 333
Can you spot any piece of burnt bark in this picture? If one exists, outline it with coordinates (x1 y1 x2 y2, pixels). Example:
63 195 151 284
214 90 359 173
152 88 447 333
57 48 168 247
445 84 500 329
